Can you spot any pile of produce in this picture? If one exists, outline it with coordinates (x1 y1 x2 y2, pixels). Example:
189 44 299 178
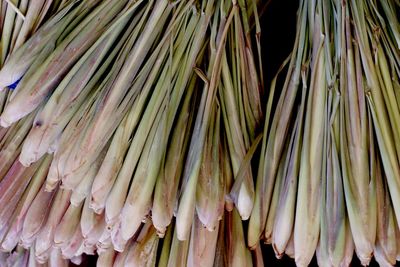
250 0 400 266
0 0 399 266
0 0 265 266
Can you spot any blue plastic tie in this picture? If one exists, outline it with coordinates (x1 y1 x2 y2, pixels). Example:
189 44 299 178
8 78 22 90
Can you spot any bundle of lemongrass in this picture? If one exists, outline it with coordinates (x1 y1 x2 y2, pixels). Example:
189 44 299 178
0 0 266 266
0 0 65 122
249 0 400 266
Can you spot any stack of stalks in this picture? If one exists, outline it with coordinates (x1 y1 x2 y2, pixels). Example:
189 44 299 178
249 0 400 266
0 0 266 266
1 0 400 266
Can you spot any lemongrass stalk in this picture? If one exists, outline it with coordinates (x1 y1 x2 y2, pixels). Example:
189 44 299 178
19 1 147 166
48 248 68 267
69 240 87 261
375 44 400 161
110 219 133 252
60 225 83 259
83 218 106 249
20 183 57 247
89 99 141 214
120 102 167 240
69 144 106 205
75 244 90 259
0 222 10 248
264 134 290 244
375 158 398 265
234 2 262 140
13 0 47 49
0 155 51 251
318 3 348 265
284 232 295 259
318 6 340 256
70 256 82 265
226 133 262 225
167 224 190 267
248 0 308 248
379 0 400 49
6 246 29 267
96 228 112 254
227 209 252 267
81 197 100 240
196 103 224 231
339 2 377 263
27 247 39 267
0 2 4 36
97 247 116 267
0 91 7 113
31 0 56 33
338 219 355 267
8 0 27 53
80 199 106 249
397 223 400 261
294 8 327 265
176 0 233 240
55 0 103 43
0 128 10 147
187 213 219 267
1 0 18 64
112 239 133 267
351 0 400 230
123 221 159 267
341 93 376 265
253 244 264 267
81 243 95 256
54 0 71 12
0 112 35 179
158 224 173 267
0 0 87 90
222 135 234 211
152 76 197 236
213 213 227 266
0 158 41 227
317 90 346 267
34 189 71 263
326 127 347 266
0 251 7 265
53 201 83 248
0 0 130 127
220 50 254 220
229 3 250 151
3 0 24 20
2 39 56 100
271 63 306 257
60 149 101 191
